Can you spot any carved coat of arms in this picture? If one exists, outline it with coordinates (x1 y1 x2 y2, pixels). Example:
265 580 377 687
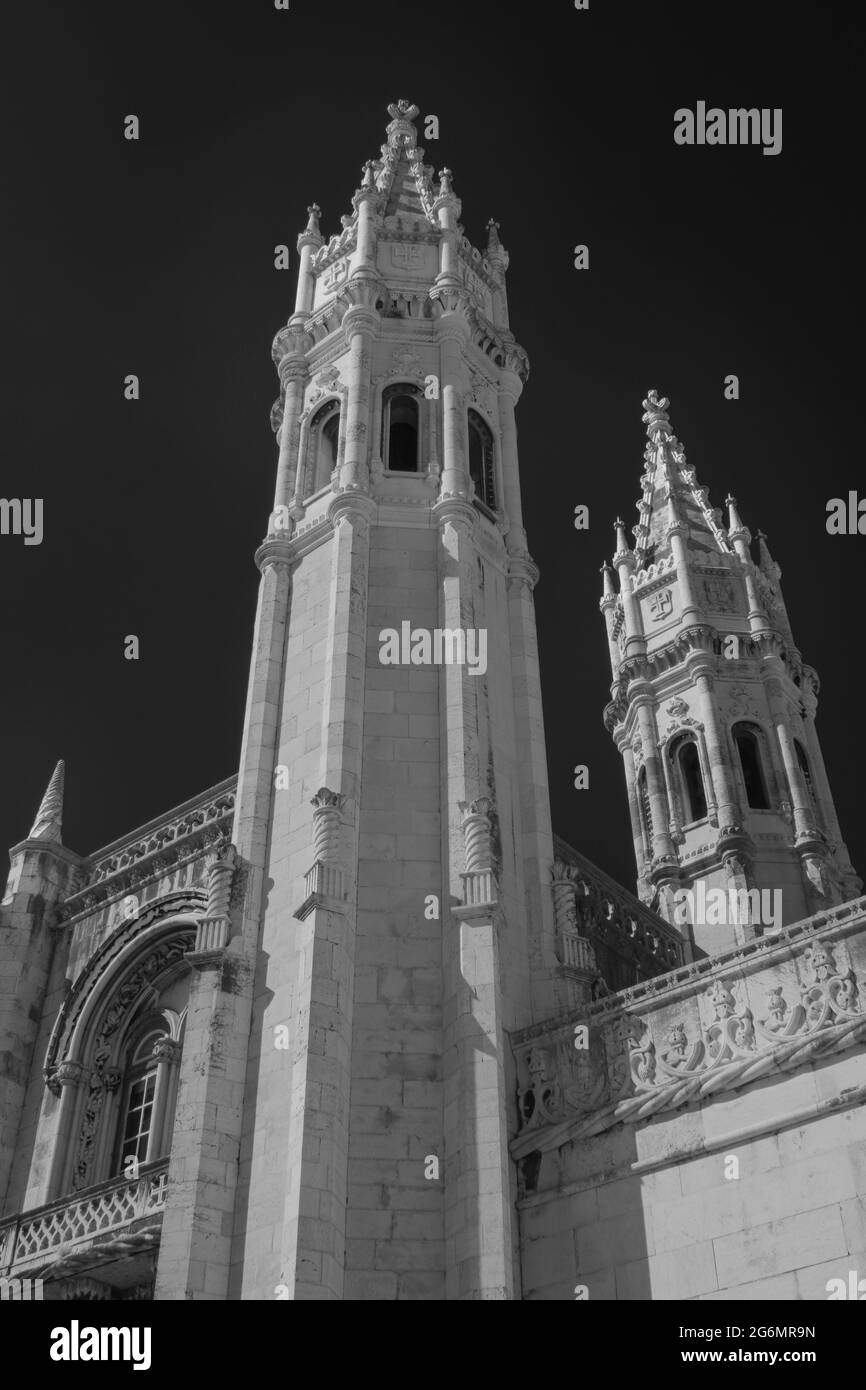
648 588 673 622
391 243 422 270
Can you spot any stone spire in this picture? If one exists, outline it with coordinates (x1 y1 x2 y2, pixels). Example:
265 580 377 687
601 388 862 948
27 760 65 842
633 389 728 572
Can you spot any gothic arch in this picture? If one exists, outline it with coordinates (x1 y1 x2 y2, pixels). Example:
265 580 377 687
668 732 708 825
303 397 342 497
467 408 497 511
730 720 772 811
43 890 204 1198
382 382 424 472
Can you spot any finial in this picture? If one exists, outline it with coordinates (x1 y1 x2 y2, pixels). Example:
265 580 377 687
641 388 672 439
726 494 746 535
28 760 65 843
361 160 377 189
305 204 321 232
386 98 420 147
601 560 616 597
486 218 502 250
438 168 454 195
613 517 632 557
387 98 420 122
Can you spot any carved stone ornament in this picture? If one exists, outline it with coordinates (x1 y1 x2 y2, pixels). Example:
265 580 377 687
391 345 422 372
512 919 865 1150
648 588 673 622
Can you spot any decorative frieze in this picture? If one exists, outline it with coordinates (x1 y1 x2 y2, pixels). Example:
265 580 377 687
55 782 235 926
511 898 866 1155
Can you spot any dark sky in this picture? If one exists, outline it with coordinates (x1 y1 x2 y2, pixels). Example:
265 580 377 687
3 1 864 897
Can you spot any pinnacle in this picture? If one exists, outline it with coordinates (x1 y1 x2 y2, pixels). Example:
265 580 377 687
28 759 65 843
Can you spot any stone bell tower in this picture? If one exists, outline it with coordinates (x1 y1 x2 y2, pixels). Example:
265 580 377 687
600 390 860 955
156 99 562 1301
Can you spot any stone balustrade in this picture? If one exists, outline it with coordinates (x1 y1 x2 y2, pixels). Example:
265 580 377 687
512 895 866 1156
0 1159 169 1280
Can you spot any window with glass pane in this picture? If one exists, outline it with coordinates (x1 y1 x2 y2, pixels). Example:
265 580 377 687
120 1069 157 1170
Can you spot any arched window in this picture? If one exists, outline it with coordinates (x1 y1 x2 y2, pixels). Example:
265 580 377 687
795 739 819 816
117 1028 162 1175
673 737 708 823
468 410 496 510
114 1017 182 1177
638 768 653 846
733 722 770 810
382 384 422 472
309 400 341 494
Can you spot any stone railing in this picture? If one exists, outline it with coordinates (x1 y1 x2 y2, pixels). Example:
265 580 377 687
0 1160 169 1279
553 836 686 993
56 779 236 924
512 896 866 1157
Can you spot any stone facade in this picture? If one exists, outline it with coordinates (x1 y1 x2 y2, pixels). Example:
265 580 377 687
1 100 863 1302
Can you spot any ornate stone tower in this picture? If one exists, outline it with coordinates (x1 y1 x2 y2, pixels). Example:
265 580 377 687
600 390 860 954
154 99 562 1301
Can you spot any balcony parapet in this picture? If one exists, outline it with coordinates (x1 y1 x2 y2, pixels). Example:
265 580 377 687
512 895 866 1158
0 1159 169 1281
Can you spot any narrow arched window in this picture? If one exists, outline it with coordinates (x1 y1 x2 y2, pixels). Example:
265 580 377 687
383 384 421 472
638 768 653 846
468 410 496 510
795 739 819 816
116 1027 163 1175
673 738 707 823
733 722 770 810
309 400 341 493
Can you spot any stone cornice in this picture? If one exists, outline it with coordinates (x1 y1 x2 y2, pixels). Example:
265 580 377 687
54 782 236 926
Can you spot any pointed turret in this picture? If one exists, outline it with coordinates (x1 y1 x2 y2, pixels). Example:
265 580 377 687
27 760 65 843
601 388 861 950
1 757 80 1206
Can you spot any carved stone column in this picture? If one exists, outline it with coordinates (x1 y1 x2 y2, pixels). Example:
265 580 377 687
146 1038 181 1165
339 307 377 493
271 331 309 531
690 662 742 832
631 689 676 869
458 796 496 905
297 788 347 913
191 840 238 957
437 316 470 500
764 674 817 842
